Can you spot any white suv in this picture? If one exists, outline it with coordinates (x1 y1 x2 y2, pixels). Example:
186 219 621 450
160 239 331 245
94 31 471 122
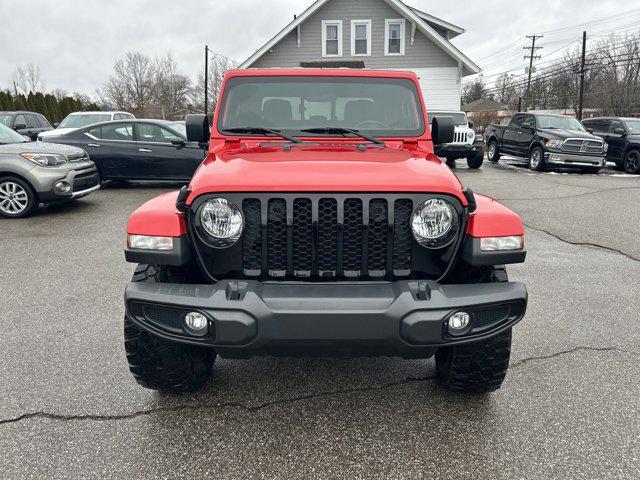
428 111 484 169
38 111 135 141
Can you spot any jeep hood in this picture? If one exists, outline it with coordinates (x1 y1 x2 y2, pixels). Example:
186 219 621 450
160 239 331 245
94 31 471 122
187 146 466 204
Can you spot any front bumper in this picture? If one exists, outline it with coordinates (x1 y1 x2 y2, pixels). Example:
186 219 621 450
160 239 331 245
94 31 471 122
436 142 483 157
125 279 527 358
32 162 100 202
545 152 605 168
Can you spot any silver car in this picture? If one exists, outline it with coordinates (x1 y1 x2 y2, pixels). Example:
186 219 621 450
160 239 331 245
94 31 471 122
0 123 100 218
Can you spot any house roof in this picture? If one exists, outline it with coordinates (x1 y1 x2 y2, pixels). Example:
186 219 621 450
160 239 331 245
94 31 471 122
462 98 506 112
239 0 480 75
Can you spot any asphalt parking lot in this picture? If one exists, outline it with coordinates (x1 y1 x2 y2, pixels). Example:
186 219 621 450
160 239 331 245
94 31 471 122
1 158 639 479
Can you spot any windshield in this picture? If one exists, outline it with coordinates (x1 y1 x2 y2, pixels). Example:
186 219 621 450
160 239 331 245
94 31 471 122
0 123 29 144
0 114 13 127
427 112 467 126
537 115 586 132
218 76 425 137
624 120 640 135
58 113 112 129
167 122 186 138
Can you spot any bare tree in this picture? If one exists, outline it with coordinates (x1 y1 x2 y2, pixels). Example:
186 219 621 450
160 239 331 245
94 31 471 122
192 53 238 114
12 63 45 94
494 74 518 107
51 88 69 101
154 53 192 119
101 52 156 116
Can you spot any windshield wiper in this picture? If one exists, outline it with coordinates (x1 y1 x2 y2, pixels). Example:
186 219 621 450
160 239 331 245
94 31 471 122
300 127 385 145
224 127 302 144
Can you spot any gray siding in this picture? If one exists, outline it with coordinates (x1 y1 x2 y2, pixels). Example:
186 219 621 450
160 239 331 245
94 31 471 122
250 0 457 69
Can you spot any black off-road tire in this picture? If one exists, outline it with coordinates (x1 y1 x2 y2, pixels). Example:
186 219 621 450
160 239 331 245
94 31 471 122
528 146 546 171
435 329 513 394
435 266 513 394
487 140 500 163
466 152 484 169
124 264 215 393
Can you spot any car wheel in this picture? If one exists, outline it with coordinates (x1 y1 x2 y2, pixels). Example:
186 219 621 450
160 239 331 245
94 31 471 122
487 140 500 162
124 264 215 392
0 176 38 219
436 266 513 394
466 152 484 169
623 149 640 174
528 146 546 171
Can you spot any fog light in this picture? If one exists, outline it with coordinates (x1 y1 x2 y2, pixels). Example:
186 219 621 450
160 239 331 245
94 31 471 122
54 181 71 193
184 312 209 335
448 312 470 333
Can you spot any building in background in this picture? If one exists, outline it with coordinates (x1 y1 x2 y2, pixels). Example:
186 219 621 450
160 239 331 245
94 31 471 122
240 0 479 110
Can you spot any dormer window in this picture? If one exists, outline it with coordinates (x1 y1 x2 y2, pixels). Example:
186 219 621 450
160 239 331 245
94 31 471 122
322 20 343 57
385 19 406 55
351 20 371 56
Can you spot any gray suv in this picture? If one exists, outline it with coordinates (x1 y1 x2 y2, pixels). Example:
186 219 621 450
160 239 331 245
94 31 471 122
0 123 100 218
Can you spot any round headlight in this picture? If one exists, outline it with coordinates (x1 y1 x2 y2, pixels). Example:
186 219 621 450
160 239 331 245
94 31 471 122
198 198 243 248
411 199 459 249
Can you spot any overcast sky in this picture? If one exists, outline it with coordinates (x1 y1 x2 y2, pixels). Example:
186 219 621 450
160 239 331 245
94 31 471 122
0 0 635 97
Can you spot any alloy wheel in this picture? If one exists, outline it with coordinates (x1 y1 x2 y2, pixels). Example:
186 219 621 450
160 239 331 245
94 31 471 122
488 143 496 159
625 151 640 173
0 181 29 215
530 150 541 168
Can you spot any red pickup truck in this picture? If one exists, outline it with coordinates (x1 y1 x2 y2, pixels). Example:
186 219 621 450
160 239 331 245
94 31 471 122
123 69 527 394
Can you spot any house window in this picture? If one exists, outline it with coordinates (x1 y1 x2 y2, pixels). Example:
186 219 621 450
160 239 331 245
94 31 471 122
351 20 371 56
322 20 343 57
385 19 405 55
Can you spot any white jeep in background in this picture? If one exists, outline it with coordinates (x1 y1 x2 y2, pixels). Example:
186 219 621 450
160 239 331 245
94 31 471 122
428 111 485 169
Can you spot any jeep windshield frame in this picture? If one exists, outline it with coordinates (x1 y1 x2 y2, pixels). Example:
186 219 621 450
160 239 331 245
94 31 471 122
217 76 426 138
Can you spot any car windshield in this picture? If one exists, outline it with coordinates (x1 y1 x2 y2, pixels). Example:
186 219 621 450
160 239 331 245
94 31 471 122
427 112 467 126
218 76 425 137
167 122 186 137
0 114 13 127
0 123 29 144
624 119 640 135
58 113 112 129
537 115 586 132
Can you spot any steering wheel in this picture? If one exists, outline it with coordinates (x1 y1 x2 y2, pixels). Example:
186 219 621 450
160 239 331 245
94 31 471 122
354 120 386 129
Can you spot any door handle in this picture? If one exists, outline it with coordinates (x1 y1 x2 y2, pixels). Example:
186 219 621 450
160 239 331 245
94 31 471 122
139 148 152 153
87 143 101 147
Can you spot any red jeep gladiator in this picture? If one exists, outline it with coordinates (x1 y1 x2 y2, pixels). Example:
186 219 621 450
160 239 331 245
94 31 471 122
123 69 527 394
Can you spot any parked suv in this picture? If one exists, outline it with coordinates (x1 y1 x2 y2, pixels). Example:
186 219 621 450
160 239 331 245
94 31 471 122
123 69 528 394
0 123 99 218
485 113 606 172
582 117 640 174
428 111 484 169
38 111 135 141
0 111 53 141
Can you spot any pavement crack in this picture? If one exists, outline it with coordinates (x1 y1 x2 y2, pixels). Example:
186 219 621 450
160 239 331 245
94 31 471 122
525 223 640 262
499 185 640 201
510 345 639 370
0 375 436 426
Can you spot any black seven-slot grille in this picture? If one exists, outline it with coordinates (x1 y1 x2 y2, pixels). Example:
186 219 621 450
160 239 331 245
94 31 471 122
189 194 465 282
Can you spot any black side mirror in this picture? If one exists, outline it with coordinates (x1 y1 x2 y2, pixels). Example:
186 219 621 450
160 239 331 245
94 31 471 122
13 124 27 131
586 128 595 134
186 114 210 143
468 120 474 129
431 116 455 145
171 139 187 147
53 123 59 128
613 127 626 135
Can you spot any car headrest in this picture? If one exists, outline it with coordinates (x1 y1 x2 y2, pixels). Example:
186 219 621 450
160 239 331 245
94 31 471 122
262 99 293 124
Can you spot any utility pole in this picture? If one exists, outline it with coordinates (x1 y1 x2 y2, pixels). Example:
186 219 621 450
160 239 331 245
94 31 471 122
517 96 523 113
204 45 209 115
577 31 587 120
523 35 543 112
